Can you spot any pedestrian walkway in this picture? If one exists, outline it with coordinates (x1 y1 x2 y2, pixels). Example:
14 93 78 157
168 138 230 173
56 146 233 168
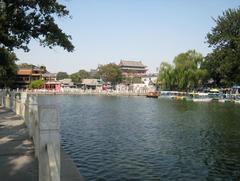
0 106 38 181
0 106 85 181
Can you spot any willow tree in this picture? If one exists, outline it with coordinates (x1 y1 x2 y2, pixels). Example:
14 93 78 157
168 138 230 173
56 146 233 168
205 7 240 86
173 50 207 91
158 50 208 91
157 62 175 90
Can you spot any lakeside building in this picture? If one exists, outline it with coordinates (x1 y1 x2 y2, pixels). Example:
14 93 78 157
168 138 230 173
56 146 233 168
15 67 43 89
16 66 60 90
81 79 103 90
59 78 75 88
141 74 158 86
119 60 147 77
43 73 60 90
43 72 57 82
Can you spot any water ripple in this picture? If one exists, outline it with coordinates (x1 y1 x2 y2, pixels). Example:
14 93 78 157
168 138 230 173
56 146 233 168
39 96 240 181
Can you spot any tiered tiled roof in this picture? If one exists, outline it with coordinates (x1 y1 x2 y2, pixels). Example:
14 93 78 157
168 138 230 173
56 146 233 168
119 60 146 68
17 69 32 75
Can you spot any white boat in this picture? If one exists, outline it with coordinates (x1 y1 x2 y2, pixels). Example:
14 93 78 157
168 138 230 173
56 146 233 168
235 100 240 104
218 99 226 103
234 95 240 104
218 94 234 103
192 93 212 102
159 91 187 100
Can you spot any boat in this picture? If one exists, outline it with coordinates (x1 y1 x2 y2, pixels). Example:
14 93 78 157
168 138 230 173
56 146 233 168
170 92 187 100
208 89 220 101
218 94 234 103
146 91 159 98
234 95 240 104
159 91 180 99
192 93 212 102
235 100 240 104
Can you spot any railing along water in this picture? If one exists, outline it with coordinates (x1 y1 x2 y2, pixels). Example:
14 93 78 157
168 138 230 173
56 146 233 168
0 90 60 181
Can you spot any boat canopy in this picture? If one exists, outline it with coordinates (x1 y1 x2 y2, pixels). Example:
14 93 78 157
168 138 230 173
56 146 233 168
210 88 219 92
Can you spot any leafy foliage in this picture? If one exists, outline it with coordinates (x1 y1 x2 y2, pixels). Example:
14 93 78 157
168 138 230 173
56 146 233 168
70 72 81 83
174 50 207 90
70 69 90 83
157 62 175 90
56 72 69 80
0 48 18 88
18 63 35 69
29 79 44 89
0 0 74 52
205 7 240 86
158 50 207 91
78 69 90 79
97 63 122 85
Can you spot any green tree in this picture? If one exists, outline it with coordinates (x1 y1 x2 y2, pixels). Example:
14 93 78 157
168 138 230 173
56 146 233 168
157 62 175 90
0 0 74 88
97 63 122 85
29 80 44 89
173 50 206 90
18 63 35 69
56 72 69 80
0 48 18 88
0 0 74 52
158 50 208 91
69 69 90 83
205 7 240 86
78 69 90 79
70 72 81 83
39 65 47 73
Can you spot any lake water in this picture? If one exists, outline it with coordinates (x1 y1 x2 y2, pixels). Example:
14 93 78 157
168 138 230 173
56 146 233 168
39 95 240 181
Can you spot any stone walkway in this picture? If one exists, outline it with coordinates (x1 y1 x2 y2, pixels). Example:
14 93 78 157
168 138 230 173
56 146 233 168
0 106 84 181
0 106 38 181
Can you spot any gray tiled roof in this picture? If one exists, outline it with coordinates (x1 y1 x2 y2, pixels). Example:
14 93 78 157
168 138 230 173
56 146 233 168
119 60 146 68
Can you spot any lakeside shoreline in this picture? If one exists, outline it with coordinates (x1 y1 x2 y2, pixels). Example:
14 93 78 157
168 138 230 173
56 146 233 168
28 90 148 97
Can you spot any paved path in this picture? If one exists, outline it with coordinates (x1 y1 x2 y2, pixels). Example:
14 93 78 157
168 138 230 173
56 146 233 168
0 106 84 181
0 106 38 181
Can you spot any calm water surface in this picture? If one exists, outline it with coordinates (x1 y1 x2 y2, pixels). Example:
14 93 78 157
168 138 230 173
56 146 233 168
39 96 240 181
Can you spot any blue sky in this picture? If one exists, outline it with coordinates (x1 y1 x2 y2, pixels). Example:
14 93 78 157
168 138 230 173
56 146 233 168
15 0 239 74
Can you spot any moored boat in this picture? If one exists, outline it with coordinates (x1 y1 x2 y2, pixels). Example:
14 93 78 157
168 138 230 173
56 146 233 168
146 91 159 98
234 95 240 104
208 89 220 101
234 100 240 104
192 93 212 102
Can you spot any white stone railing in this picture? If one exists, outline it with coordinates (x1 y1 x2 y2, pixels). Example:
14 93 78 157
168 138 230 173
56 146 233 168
0 90 60 181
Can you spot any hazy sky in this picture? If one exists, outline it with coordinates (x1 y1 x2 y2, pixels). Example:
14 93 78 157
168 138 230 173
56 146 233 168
15 0 239 74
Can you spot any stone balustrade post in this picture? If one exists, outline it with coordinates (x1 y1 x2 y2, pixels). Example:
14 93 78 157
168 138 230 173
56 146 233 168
10 91 15 111
15 96 21 115
2 90 6 107
5 94 10 109
0 91 3 106
38 106 60 181
20 92 27 118
28 95 38 141
24 95 30 129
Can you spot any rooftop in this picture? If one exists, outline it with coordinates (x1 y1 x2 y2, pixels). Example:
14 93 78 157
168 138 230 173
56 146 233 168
119 60 146 68
43 72 57 77
17 69 32 75
82 79 103 85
